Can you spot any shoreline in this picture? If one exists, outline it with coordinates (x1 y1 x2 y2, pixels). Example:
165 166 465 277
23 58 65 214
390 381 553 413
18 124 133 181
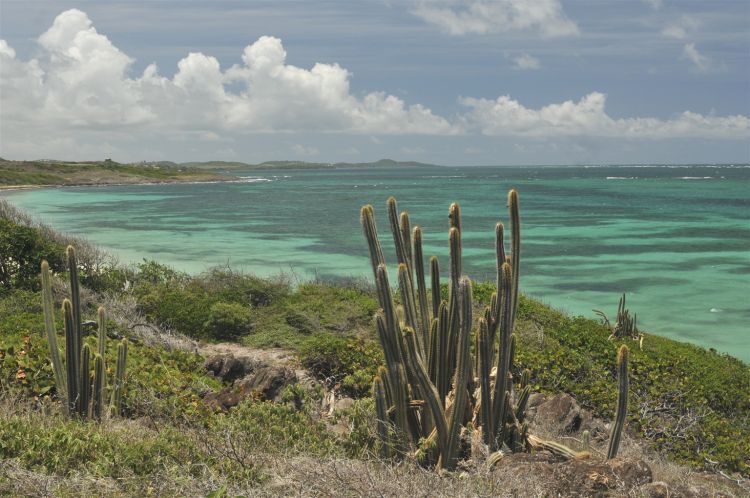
0 176 251 192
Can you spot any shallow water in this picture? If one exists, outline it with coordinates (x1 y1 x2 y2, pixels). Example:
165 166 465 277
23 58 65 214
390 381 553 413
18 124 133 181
4 165 749 361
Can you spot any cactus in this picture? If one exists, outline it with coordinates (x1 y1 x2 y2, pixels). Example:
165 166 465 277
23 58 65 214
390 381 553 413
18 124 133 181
360 189 530 469
41 261 66 405
373 374 391 459
40 246 127 420
92 353 106 420
111 339 128 417
363 188 633 470
607 345 630 459
594 293 642 344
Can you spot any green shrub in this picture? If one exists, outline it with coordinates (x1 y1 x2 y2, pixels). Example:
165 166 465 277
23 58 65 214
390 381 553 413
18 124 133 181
0 219 64 292
204 302 253 340
299 335 382 397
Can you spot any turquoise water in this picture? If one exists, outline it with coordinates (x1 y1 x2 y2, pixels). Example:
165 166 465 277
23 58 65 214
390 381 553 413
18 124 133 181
3 165 749 361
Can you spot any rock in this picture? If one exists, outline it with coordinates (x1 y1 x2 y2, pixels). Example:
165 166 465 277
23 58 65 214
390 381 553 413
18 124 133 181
237 365 297 403
533 393 582 434
204 354 259 382
203 353 298 409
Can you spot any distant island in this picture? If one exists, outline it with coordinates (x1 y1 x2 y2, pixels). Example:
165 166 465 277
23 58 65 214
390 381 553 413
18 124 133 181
0 157 438 189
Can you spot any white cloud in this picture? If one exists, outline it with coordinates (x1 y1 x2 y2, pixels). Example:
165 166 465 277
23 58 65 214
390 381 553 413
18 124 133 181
460 92 748 139
682 43 711 72
411 0 579 37
0 9 747 161
513 53 540 70
643 0 662 10
0 9 454 140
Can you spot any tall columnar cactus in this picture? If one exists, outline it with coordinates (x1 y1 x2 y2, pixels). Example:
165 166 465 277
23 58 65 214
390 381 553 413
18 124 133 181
361 190 529 469
111 338 128 416
607 345 630 459
40 245 127 420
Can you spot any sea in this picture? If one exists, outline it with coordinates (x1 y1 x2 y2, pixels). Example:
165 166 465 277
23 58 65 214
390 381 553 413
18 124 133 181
3 164 749 362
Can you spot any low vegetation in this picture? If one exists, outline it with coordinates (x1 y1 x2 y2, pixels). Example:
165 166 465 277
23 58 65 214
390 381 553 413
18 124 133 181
0 195 748 496
0 158 227 187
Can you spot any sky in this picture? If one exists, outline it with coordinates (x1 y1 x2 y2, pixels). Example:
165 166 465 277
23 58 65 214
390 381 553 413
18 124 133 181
0 0 748 165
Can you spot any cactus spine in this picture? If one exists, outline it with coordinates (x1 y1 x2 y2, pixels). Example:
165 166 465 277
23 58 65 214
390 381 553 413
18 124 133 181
40 246 127 420
607 345 630 459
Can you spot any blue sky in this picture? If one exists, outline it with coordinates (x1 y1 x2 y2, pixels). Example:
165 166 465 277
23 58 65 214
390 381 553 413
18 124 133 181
1 0 748 165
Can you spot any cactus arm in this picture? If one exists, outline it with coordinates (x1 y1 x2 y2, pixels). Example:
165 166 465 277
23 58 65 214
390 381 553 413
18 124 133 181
111 338 128 416
435 301 450 406
62 299 79 416
41 261 67 403
429 256 440 318
97 307 107 360
477 317 494 446
79 343 91 418
373 375 391 459
92 353 105 420
491 263 513 442
399 212 413 270
402 327 449 466
398 263 425 358
360 205 386 280
65 246 82 364
413 226 431 349
386 198 410 271
508 190 520 327
607 345 630 459
443 277 473 470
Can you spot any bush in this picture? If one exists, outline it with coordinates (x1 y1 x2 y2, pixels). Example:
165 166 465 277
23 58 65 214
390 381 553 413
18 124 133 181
0 219 64 292
299 335 382 397
203 302 253 340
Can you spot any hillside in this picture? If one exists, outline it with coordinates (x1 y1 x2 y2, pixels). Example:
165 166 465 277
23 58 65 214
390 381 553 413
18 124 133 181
0 158 230 188
0 199 747 497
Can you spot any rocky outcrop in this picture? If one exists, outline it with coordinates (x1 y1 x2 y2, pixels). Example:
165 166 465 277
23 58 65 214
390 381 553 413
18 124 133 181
203 352 298 410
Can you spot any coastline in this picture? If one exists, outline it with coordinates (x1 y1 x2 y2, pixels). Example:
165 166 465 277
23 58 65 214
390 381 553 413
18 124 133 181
0 176 245 192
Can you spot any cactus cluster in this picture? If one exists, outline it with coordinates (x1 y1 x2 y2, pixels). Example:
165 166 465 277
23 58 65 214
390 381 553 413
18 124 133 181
362 189 631 470
41 245 127 420
595 293 642 345
362 190 536 470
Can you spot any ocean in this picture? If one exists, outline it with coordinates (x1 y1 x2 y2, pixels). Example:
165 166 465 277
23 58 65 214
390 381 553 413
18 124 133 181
3 164 749 361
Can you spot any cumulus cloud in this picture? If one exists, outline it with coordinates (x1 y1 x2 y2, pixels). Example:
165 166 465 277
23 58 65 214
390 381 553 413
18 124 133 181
0 9 454 139
411 0 579 37
512 53 540 70
0 9 747 161
460 92 748 139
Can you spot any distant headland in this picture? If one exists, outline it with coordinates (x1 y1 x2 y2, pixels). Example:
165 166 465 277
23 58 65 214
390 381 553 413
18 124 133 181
0 157 437 189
